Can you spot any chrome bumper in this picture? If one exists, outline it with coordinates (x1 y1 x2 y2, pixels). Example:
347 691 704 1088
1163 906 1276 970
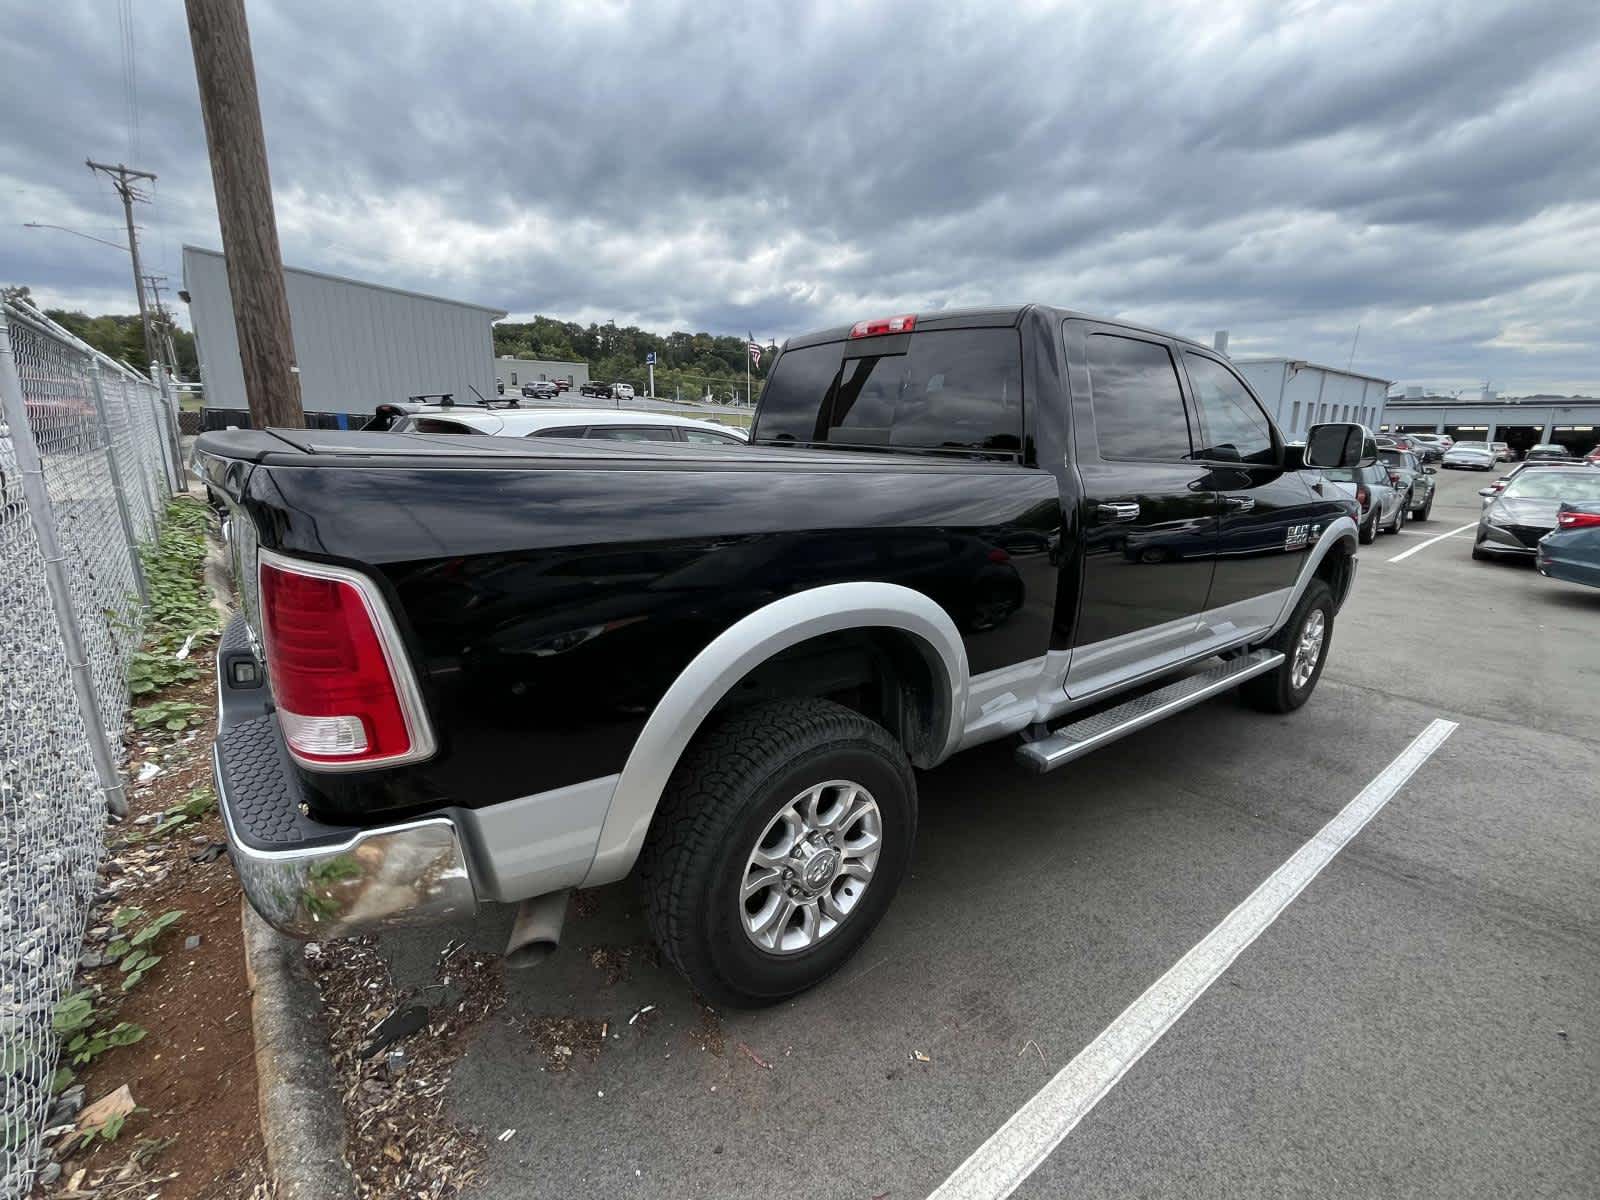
212 612 476 938
214 743 477 938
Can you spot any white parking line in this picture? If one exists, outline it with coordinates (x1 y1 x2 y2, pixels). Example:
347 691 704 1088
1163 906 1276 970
926 718 1459 1200
1387 522 1476 563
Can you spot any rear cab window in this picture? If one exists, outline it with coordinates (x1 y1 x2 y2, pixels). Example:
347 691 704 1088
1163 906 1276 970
396 417 484 435
753 326 1023 457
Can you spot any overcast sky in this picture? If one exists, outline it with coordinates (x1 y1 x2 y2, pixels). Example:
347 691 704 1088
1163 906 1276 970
4 0 1598 394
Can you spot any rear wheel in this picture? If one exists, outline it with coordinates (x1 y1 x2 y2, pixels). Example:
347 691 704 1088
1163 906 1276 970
637 698 916 1007
1242 579 1334 714
1358 508 1377 544
1386 502 1405 534
1415 493 1433 521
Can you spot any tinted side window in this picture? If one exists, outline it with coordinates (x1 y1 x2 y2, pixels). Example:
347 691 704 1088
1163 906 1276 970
1085 334 1192 461
410 418 482 434
1184 354 1275 465
531 426 588 438
753 343 842 443
681 428 742 444
585 426 677 442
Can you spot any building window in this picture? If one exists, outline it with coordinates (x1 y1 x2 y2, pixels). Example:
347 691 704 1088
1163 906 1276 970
1291 401 1301 432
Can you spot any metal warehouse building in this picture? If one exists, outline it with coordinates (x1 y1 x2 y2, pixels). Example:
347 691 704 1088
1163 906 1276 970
1233 358 1390 441
183 245 507 423
494 356 590 391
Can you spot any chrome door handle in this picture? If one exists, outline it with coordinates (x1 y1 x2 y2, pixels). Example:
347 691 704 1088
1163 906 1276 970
1097 502 1141 523
1223 496 1256 512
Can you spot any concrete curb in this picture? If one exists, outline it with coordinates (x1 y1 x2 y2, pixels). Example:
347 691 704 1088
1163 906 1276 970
241 901 357 1200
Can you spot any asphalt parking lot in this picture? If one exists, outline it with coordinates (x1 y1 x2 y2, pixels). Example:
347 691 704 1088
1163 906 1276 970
381 465 1599 1200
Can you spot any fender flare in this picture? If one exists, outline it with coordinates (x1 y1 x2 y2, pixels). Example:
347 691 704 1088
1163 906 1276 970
1269 515 1359 634
579 581 969 886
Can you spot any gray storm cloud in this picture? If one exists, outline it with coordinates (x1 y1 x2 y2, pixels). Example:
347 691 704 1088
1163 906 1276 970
2 0 1597 393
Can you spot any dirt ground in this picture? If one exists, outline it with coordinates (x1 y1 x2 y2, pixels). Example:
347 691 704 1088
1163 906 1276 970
35 652 271 1198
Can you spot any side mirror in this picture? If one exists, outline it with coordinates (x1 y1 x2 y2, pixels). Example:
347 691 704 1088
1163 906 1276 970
1424 466 1437 475
1304 423 1377 469
1478 487 1497 498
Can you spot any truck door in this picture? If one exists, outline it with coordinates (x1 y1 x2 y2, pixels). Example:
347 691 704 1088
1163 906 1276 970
1064 325 1217 697
1178 349 1323 652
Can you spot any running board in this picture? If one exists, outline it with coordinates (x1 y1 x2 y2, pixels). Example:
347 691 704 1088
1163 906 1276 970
1015 649 1286 775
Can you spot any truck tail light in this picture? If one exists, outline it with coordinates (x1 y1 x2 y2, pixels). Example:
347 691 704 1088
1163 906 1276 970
1558 510 1600 529
257 552 433 768
1387 470 1402 485
849 314 916 338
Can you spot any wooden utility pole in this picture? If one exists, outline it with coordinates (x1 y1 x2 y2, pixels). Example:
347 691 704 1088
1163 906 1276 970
85 160 158 369
183 0 303 427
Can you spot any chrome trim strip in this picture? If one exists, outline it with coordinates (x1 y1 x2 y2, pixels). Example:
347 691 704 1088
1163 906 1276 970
213 746 475 938
580 582 969 887
256 548 438 772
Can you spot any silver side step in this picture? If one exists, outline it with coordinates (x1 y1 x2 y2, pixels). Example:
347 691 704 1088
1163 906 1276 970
1015 649 1285 775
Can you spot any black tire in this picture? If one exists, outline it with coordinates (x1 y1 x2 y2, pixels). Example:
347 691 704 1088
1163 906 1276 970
637 698 916 1007
1415 493 1433 521
1388 502 1405 534
1242 579 1334 714
1358 508 1377 544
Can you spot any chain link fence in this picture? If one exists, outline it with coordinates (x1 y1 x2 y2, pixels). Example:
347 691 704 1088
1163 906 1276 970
0 302 181 1197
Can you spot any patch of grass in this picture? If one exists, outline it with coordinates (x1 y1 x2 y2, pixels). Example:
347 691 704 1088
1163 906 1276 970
130 699 202 732
138 497 217 655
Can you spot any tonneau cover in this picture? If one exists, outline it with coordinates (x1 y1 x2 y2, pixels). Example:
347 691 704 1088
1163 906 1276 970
193 428 1022 472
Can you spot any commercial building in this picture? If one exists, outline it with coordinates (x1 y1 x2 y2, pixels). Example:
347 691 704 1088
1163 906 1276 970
1378 390 1600 457
183 245 507 425
494 356 590 392
1232 359 1391 441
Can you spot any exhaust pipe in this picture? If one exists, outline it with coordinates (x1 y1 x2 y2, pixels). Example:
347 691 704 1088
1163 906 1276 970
504 889 570 969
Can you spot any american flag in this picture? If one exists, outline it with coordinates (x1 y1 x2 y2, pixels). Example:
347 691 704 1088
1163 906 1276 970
748 338 762 366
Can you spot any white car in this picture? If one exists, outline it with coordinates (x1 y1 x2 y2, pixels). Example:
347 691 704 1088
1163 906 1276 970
612 383 636 401
365 403 748 445
1442 440 1496 470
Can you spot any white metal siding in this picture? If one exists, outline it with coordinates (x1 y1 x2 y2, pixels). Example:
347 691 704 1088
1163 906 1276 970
1233 358 1391 439
183 246 504 415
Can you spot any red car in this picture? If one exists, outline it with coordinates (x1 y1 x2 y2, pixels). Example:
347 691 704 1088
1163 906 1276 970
1586 444 1600 464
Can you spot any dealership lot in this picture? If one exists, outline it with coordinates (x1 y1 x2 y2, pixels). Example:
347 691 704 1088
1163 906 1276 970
373 466 1597 1200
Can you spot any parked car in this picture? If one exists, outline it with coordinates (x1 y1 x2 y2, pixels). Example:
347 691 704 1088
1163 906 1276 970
520 381 559 400
612 383 637 401
579 381 612 398
1537 502 1600 589
554 379 571 393
1402 434 1446 463
197 304 1371 1006
1491 441 1515 462
1479 459 1583 504
1324 459 1405 542
1525 443 1573 463
365 402 748 444
1443 440 1497 470
1474 466 1600 561
1379 448 1436 520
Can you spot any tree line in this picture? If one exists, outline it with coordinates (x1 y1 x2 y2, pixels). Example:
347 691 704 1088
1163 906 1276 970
495 316 772 401
2 285 198 377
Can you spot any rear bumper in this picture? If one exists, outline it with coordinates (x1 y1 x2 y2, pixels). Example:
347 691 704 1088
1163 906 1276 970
1538 550 1600 589
213 720 477 939
211 613 477 938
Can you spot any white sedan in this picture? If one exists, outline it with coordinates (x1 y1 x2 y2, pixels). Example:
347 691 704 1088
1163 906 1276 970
365 403 748 445
1442 440 1496 470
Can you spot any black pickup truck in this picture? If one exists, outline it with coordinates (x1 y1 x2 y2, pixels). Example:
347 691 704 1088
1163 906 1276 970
198 304 1369 1005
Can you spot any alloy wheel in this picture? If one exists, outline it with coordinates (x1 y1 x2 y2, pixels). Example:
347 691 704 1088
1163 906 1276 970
740 780 882 954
